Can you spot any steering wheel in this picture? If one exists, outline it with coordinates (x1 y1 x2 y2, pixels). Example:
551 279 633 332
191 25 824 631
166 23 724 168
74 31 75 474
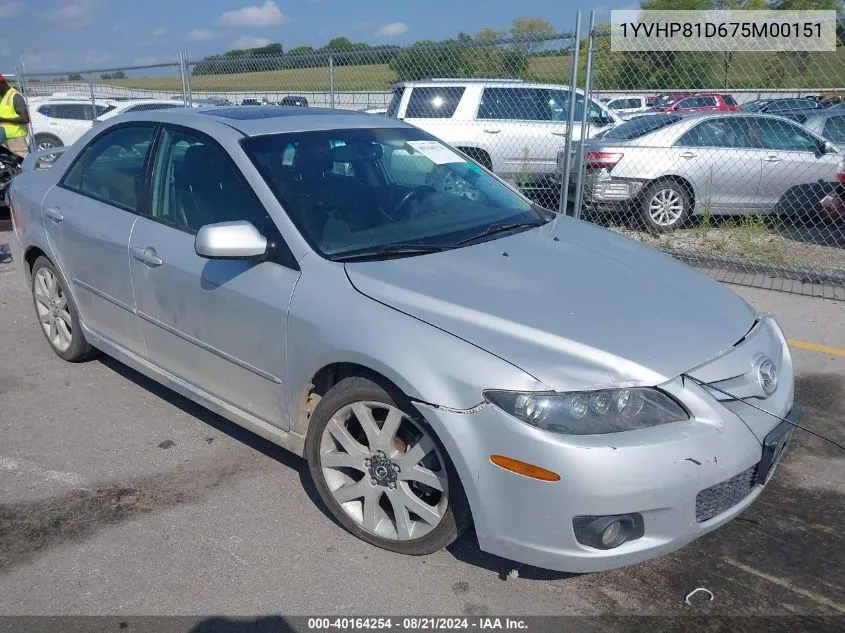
394 185 436 218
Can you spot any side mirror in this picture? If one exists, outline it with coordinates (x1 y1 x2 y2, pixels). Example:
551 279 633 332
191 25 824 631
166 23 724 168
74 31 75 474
824 140 837 154
195 220 268 260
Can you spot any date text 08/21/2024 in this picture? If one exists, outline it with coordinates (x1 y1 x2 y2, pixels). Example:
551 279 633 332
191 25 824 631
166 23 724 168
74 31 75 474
307 617 529 631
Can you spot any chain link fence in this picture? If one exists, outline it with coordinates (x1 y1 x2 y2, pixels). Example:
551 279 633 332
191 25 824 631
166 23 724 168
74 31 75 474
9 9 845 298
576 10 845 299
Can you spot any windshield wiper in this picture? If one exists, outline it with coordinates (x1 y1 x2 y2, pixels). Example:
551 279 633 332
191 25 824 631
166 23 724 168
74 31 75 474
331 243 451 262
454 220 547 246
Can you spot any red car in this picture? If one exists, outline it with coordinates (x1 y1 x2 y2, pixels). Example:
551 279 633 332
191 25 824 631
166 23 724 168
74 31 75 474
651 93 739 114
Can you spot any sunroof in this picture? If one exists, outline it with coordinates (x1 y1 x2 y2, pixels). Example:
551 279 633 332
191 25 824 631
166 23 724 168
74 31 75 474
200 106 346 120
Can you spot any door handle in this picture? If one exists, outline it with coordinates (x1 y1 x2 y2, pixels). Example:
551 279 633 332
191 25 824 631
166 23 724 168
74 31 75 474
483 129 501 134
44 207 63 222
131 246 163 267
764 155 782 163
679 151 697 159
550 131 568 137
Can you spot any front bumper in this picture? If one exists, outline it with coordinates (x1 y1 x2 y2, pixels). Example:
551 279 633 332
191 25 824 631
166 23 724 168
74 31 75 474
416 323 796 575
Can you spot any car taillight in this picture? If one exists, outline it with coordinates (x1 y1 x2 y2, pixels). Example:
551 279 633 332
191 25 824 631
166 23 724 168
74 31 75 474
585 152 624 169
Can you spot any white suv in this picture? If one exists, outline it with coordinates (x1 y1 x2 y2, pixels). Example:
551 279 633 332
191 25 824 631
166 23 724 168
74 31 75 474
29 97 117 155
387 79 622 184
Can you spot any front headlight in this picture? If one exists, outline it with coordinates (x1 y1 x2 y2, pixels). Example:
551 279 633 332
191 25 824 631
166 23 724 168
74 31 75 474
484 388 689 435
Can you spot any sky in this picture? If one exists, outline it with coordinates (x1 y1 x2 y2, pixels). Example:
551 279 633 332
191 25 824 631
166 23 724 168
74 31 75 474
0 0 638 75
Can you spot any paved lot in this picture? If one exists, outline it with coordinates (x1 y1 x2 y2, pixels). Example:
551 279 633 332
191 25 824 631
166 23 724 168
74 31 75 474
1 227 844 617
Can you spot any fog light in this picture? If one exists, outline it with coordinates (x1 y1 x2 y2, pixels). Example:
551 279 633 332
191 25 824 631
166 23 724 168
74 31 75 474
601 520 623 547
573 514 645 550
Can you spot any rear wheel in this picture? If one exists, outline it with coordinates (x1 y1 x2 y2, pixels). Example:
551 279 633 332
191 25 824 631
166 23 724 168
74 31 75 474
640 180 691 231
30 257 96 362
305 376 470 555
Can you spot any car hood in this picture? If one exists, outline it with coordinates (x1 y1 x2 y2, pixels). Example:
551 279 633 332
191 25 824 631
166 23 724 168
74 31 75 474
344 217 756 392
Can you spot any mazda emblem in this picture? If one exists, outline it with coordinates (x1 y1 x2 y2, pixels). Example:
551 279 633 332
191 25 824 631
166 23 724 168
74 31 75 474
757 358 778 396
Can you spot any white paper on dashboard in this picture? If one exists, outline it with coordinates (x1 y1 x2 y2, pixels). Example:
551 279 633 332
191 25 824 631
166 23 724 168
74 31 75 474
405 140 465 165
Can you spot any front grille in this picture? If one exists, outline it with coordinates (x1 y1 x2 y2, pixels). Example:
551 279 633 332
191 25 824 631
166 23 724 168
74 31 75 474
695 464 759 522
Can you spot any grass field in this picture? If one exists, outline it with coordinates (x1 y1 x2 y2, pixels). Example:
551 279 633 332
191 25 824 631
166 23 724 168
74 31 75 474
100 49 845 93
104 56 573 93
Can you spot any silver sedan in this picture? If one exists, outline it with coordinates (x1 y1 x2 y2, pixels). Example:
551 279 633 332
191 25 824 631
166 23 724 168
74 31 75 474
565 112 841 230
9 107 798 572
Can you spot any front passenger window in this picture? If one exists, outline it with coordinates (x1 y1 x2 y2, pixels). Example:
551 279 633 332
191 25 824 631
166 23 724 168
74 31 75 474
149 128 268 232
61 125 156 211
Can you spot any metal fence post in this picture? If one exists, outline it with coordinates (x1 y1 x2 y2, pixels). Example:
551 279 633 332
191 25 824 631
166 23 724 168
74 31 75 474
87 72 97 122
572 9 597 219
183 51 193 107
328 55 335 109
558 12 582 215
17 56 35 152
179 50 188 106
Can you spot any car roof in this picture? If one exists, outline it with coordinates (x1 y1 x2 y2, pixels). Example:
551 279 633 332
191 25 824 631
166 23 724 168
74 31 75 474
110 106 410 136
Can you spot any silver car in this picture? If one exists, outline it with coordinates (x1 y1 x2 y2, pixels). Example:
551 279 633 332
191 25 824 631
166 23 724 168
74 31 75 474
566 112 841 230
9 107 798 573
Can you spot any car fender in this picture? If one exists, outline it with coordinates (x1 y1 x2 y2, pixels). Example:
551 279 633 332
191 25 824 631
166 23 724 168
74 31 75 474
283 253 546 435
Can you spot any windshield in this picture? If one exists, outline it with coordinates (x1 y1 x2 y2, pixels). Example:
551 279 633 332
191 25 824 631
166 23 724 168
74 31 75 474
243 128 545 260
652 94 681 108
600 114 681 140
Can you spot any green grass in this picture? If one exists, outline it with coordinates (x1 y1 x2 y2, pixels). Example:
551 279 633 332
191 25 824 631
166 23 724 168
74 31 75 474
103 56 573 93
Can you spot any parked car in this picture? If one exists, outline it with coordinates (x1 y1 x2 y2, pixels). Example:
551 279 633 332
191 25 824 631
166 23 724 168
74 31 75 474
7 107 798 573
649 92 692 109
739 98 820 115
650 93 738 114
563 112 841 230
29 96 117 159
821 154 845 220
605 96 650 118
241 97 269 106
387 79 622 186
94 99 189 123
278 96 308 107
790 111 845 145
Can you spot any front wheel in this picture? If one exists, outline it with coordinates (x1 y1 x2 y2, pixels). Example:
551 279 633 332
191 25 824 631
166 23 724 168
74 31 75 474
33 134 63 163
640 180 691 231
305 377 470 555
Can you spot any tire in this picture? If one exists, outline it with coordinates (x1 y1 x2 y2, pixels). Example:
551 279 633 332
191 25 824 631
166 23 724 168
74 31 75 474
305 376 470 555
31 256 96 362
33 134 63 163
639 180 692 231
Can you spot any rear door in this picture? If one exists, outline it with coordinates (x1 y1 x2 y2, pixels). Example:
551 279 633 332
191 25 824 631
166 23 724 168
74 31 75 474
128 125 299 427
673 116 763 212
751 116 840 214
40 123 156 354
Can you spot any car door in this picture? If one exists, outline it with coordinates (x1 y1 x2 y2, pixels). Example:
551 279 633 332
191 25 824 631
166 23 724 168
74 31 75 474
673 117 764 213
128 126 300 428
750 116 840 214
41 123 156 355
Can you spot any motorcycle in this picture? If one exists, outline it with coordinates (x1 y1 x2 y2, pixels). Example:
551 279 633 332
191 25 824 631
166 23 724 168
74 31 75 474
0 143 23 205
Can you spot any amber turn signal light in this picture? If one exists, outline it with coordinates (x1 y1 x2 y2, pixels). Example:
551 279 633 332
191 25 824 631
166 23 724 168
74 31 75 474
489 455 560 482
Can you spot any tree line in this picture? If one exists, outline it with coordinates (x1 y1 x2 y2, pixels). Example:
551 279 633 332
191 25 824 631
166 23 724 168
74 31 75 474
190 18 560 79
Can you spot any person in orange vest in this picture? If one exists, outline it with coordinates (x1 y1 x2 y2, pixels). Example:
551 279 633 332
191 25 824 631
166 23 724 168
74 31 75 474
0 74 30 158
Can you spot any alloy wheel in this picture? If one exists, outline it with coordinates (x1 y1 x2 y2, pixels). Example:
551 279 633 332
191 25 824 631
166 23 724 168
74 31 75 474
318 401 449 541
648 189 685 227
33 267 72 352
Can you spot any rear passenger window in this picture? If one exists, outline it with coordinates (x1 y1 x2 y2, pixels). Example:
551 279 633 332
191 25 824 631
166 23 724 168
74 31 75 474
405 87 464 118
723 95 737 106
61 125 156 212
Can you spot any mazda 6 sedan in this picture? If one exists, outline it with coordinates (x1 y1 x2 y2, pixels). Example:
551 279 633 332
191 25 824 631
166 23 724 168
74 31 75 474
8 107 798 573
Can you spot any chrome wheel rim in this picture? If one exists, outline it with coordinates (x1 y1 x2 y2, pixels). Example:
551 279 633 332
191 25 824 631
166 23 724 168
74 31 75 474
319 401 449 541
648 189 684 226
34 267 72 352
36 140 59 162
